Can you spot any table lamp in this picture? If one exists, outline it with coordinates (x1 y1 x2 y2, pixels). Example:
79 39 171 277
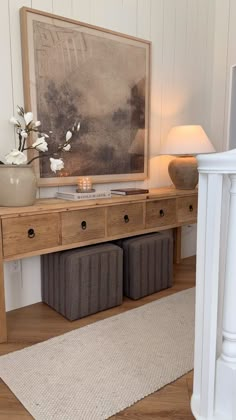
160 125 215 189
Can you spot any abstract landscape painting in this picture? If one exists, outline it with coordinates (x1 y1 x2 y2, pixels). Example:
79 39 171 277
21 8 150 185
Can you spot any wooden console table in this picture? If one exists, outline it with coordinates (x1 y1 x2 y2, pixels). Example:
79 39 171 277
0 186 197 343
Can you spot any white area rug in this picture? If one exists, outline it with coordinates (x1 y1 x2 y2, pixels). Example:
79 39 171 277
0 288 195 420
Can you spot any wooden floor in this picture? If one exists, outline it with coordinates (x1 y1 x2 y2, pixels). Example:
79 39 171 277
0 256 196 419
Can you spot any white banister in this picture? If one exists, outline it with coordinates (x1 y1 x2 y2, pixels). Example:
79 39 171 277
191 149 236 420
215 173 236 419
221 174 236 363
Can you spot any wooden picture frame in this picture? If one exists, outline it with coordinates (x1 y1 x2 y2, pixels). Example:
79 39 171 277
20 7 150 187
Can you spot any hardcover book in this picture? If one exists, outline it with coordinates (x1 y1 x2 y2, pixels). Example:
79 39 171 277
56 191 111 201
110 188 149 195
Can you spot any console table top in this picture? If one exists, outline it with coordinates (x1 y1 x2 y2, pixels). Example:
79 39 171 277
0 186 197 217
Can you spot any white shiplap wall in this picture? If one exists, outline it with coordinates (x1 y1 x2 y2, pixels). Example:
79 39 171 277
210 0 236 152
2 0 215 311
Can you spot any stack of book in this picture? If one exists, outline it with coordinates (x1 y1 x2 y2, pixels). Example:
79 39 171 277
110 188 149 195
56 190 111 201
56 188 149 200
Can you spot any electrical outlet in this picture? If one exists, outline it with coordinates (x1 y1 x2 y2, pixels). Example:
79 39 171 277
9 260 21 273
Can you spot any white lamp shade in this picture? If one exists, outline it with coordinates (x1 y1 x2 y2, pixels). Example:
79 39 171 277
160 125 215 155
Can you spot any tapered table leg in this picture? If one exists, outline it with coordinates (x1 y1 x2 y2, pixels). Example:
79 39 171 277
0 222 7 343
174 226 181 264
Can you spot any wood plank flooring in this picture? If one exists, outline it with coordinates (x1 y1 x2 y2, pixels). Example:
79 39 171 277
0 256 196 419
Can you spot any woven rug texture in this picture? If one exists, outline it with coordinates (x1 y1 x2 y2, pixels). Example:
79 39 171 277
0 288 195 420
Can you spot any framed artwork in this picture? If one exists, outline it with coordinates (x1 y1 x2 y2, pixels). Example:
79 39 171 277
20 7 150 186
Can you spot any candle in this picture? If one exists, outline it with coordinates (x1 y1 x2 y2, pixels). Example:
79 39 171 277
77 177 92 192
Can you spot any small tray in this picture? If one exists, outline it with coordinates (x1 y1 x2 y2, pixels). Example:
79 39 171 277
76 188 96 193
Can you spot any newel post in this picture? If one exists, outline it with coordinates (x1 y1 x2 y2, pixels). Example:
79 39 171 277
215 173 236 418
191 149 236 420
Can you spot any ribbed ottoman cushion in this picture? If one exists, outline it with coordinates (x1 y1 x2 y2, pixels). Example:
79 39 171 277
41 244 123 320
122 232 173 299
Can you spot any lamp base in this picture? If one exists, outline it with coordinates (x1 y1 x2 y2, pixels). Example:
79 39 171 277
168 156 198 190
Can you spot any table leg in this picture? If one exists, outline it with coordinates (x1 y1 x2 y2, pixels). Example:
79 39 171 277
0 222 7 343
174 226 182 264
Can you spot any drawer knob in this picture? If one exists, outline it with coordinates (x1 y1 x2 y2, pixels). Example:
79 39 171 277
189 205 193 212
159 209 165 217
81 220 87 230
124 214 129 223
28 228 35 239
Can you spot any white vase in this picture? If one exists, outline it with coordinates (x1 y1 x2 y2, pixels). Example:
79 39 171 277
0 164 37 206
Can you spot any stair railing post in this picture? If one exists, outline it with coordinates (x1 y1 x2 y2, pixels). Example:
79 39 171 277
191 149 236 420
215 173 236 418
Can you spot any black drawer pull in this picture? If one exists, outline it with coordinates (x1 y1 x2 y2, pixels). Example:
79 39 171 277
81 220 87 230
124 214 129 223
28 228 35 239
189 205 193 212
159 209 165 217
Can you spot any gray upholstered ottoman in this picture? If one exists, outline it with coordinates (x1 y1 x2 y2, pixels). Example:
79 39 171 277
41 243 123 320
121 232 173 299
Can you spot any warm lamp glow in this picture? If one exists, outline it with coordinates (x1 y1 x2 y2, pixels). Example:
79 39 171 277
160 125 215 190
160 125 215 155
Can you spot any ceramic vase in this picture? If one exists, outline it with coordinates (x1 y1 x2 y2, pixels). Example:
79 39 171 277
0 164 37 206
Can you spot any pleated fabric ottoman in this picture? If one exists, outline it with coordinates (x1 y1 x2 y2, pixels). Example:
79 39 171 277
41 243 123 320
121 232 173 300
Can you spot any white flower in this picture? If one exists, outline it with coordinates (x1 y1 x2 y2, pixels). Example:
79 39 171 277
9 116 20 126
63 144 71 151
20 130 28 139
24 112 33 126
32 137 48 152
65 131 72 142
7 106 80 172
50 158 64 173
5 149 27 165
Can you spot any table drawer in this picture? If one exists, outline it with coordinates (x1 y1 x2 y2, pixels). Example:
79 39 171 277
61 208 105 245
146 198 177 228
2 213 60 257
107 203 144 236
177 196 198 222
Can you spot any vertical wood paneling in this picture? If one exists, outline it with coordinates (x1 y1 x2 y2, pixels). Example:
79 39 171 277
192 0 207 123
196 0 213 129
91 0 123 31
210 0 230 151
223 0 236 150
185 0 198 123
9 0 31 130
0 1 14 159
72 0 92 23
210 0 236 153
202 0 215 136
31 0 52 12
170 0 188 128
52 0 72 17
122 0 137 36
159 0 176 146
137 0 151 40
